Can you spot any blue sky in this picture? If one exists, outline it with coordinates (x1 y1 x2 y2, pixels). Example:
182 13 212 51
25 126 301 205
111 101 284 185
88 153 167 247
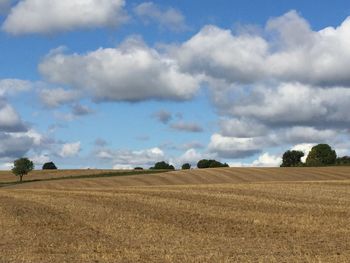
0 0 350 169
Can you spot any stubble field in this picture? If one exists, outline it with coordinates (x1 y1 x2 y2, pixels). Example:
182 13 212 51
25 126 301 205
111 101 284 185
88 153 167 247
1 167 350 262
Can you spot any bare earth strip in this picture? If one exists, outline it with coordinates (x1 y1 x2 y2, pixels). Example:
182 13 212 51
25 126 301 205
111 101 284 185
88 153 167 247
1 167 350 262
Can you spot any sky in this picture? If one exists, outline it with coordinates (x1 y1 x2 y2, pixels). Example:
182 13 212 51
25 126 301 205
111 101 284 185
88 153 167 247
0 0 350 169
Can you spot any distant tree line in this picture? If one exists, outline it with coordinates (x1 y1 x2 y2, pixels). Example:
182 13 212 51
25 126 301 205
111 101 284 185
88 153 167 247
140 159 229 171
281 144 350 167
10 143 349 183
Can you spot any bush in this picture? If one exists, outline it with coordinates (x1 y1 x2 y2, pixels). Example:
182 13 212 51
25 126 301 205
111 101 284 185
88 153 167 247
134 167 144 170
280 150 304 167
197 159 229 169
181 163 191 170
306 144 337 167
42 162 57 170
150 161 175 170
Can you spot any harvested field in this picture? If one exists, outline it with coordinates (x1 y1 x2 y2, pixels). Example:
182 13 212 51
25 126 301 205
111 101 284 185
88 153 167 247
0 169 116 184
1 167 350 262
6 166 350 190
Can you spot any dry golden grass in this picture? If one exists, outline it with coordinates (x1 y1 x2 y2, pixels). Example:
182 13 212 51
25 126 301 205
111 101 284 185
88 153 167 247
1 167 350 262
7 166 350 190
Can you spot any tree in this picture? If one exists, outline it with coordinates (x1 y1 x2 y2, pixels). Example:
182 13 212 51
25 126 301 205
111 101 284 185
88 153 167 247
182 163 191 170
197 159 210 169
150 161 175 170
280 150 304 167
306 144 337 167
336 156 350 166
42 162 57 170
134 167 144 170
12 158 34 183
197 159 229 169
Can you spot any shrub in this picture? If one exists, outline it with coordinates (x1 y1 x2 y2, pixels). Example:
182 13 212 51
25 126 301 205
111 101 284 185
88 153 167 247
280 150 304 167
134 167 144 170
306 144 337 167
181 163 191 170
42 162 57 170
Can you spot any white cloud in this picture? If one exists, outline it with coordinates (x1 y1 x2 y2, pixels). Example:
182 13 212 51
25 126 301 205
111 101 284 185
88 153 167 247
134 2 188 32
2 0 128 35
0 132 34 158
251 153 282 167
219 118 267 138
291 143 315 163
59 142 81 158
284 127 336 143
112 164 133 170
39 37 200 102
30 153 51 167
0 101 26 132
39 88 80 108
175 24 268 83
208 133 262 158
227 83 350 127
0 79 32 96
97 147 166 168
174 11 350 87
172 148 208 167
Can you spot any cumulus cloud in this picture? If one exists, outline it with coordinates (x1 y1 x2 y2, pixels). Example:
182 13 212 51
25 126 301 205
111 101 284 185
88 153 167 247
208 133 262 158
227 83 350 128
134 2 188 32
170 121 203 133
0 79 32 96
172 148 208 167
174 10 350 87
0 101 27 132
39 88 80 108
39 37 200 102
291 143 315 163
97 147 165 168
59 142 81 157
251 153 282 167
0 132 33 158
2 0 128 35
30 153 51 167
219 118 267 138
284 127 336 144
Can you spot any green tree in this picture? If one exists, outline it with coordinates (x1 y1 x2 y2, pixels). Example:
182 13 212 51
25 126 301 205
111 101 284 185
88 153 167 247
181 163 191 170
12 158 34 183
150 161 175 170
42 162 57 170
306 144 337 167
336 156 350 166
280 150 304 167
197 159 229 169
